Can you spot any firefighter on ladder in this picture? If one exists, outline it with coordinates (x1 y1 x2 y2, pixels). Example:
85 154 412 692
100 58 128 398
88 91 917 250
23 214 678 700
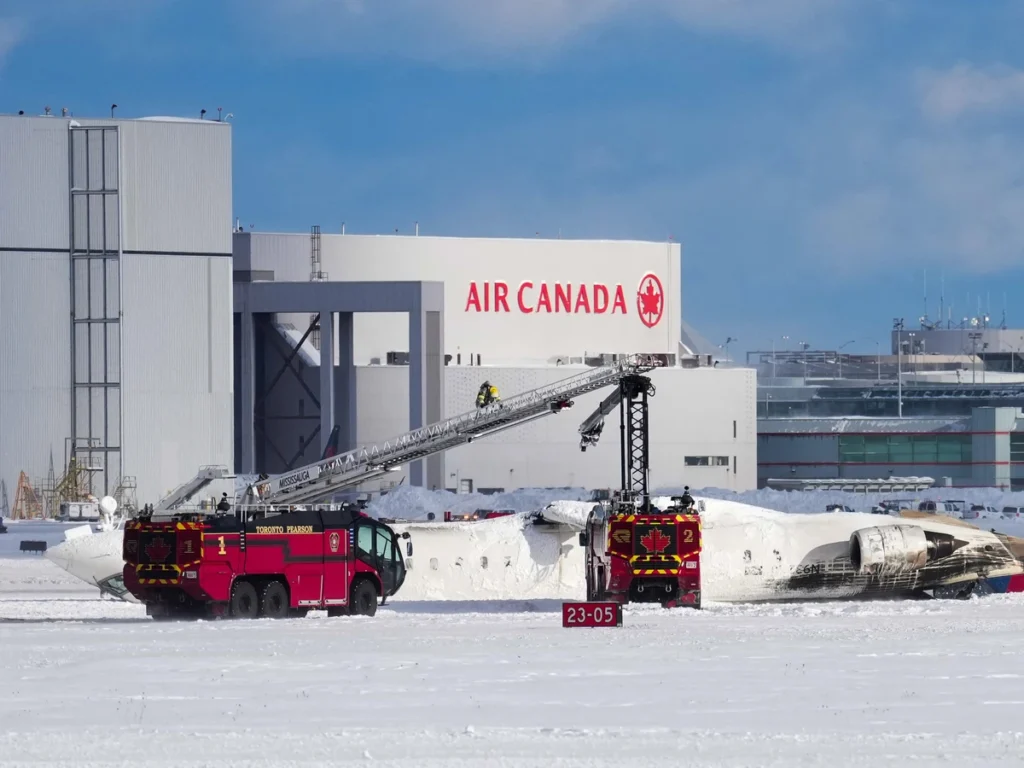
476 381 500 408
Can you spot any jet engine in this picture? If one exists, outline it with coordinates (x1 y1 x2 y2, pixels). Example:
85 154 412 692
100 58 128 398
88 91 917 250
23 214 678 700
849 524 960 575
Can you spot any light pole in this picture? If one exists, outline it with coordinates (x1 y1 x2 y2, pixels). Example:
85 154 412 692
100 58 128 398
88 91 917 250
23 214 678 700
721 336 736 364
771 335 789 380
837 340 855 378
968 331 982 385
893 318 904 418
875 341 880 381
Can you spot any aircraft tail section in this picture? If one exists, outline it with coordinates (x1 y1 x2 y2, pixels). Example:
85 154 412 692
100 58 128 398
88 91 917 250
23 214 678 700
321 425 340 460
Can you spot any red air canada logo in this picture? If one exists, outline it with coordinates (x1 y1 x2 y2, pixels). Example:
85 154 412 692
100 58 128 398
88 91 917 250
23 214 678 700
145 536 171 563
640 528 671 555
464 276 664 328
329 532 340 553
637 273 664 329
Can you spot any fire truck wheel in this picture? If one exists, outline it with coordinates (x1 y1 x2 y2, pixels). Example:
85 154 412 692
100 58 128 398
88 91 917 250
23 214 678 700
349 578 378 617
260 580 290 619
230 580 259 619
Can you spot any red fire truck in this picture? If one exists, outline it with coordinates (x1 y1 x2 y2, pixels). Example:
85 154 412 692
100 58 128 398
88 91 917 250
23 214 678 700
575 372 703 609
122 504 411 620
580 492 702 608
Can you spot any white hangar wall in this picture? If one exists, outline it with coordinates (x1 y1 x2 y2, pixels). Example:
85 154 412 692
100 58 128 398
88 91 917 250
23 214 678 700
237 232 682 365
0 113 233 508
355 365 757 492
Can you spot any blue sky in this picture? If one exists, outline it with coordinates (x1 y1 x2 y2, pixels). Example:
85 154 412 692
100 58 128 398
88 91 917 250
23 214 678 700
4 0 1024 360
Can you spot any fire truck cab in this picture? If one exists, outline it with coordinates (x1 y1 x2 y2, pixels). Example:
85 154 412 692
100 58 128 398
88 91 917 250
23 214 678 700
580 492 702 608
122 504 410 620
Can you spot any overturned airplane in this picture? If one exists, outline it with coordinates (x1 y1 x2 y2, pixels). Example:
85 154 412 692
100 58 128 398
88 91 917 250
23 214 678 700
44 496 1024 607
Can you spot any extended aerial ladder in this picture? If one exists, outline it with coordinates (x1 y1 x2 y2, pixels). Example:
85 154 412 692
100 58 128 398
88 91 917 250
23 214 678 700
577 372 657 512
234 355 664 508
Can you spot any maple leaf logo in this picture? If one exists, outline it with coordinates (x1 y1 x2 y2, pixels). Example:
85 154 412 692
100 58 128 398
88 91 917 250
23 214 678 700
636 273 664 328
640 528 671 555
145 536 172 563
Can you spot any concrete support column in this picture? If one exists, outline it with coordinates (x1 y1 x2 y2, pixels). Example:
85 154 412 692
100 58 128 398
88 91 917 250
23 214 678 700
319 310 335 457
409 305 445 489
971 407 1014 489
238 305 256 474
335 312 357 453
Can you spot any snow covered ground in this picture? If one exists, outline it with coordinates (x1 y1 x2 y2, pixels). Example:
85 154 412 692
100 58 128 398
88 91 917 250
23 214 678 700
2 555 1024 765
5 489 1024 765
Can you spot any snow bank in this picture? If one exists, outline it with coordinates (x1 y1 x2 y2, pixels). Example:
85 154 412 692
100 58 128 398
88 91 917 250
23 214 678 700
391 514 580 601
538 500 599 528
367 485 591 521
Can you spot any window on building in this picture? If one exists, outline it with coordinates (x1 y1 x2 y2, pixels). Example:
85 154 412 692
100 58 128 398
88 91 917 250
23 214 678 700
685 456 731 467
914 436 938 463
838 434 971 464
888 435 913 463
1011 434 1024 463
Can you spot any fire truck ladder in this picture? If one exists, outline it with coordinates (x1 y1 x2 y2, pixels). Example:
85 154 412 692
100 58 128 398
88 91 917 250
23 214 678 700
577 373 655 511
241 355 663 507
155 465 232 511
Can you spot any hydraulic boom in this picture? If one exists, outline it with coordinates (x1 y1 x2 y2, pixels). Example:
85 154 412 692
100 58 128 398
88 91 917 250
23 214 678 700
577 373 656 511
236 355 664 507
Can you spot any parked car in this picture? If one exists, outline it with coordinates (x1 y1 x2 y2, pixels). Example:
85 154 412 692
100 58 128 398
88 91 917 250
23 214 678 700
1001 506 1023 519
826 504 856 513
870 500 904 515
966 504 998 520
915 500 961 515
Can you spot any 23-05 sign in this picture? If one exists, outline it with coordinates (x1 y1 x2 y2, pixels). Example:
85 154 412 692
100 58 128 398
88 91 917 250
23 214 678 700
562 601 622 628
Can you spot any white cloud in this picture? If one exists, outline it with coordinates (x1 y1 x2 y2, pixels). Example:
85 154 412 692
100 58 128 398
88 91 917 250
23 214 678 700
919 63 1024 121
243 0 853 62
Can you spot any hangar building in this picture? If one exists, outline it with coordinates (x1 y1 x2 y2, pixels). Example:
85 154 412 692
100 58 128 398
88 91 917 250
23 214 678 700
233 230 757 493
0 112 233 509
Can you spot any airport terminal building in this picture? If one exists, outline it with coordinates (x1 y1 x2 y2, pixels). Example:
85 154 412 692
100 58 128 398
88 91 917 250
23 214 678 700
754 323 1024 490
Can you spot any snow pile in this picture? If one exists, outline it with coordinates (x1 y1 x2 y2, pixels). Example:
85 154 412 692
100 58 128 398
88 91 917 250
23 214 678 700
538 500 599 528
367 485 591 521
365 483 1024 524
362 483 1024 534
390 513 580 601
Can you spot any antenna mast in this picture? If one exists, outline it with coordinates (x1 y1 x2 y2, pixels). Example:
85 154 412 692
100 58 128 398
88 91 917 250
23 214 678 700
923 268 928 326
940 270 945 329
